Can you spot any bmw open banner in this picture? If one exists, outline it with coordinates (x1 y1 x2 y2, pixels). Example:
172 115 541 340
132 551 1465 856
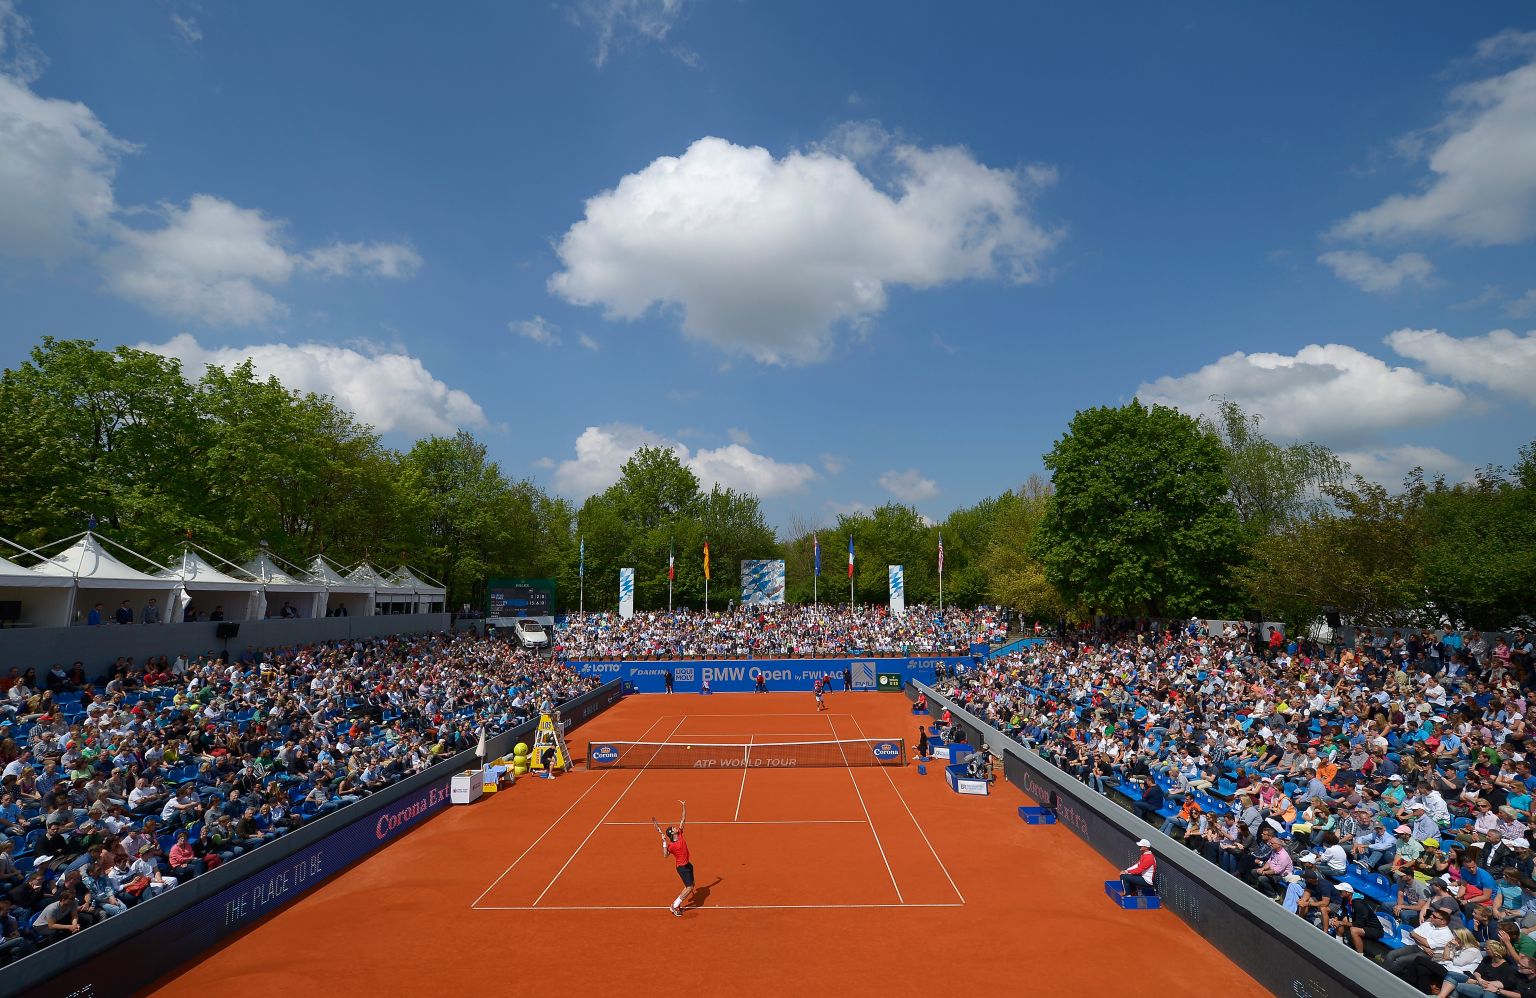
619 567 634 619
888 564 905 615
740 559 786 605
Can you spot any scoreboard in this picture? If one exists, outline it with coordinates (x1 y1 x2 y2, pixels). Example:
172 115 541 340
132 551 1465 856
486 577 555 618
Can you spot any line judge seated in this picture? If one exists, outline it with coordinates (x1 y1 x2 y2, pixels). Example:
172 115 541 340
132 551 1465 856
1120 838 1158 897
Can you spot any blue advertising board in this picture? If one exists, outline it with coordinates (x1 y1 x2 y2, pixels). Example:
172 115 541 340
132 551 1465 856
571 656 975 693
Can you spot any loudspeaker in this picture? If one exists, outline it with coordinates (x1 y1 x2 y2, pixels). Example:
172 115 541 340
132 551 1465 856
1324 608 1342 629
215 622 240 639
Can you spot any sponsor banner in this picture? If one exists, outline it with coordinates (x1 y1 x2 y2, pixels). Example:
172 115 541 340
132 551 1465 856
888 564 905 615
872 740 902 761
619 568 634 620
740 559 786 605
590 743 620 766
570 657 971 693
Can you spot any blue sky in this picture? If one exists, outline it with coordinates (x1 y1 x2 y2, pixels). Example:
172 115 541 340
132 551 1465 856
3 1 1535 532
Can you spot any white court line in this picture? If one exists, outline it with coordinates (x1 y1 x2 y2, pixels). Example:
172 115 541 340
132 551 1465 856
604 819 866 825
827 713 903 903
475 902 965 911
470 713 669 909
529 715 689 909
733 735 752 822
849 712 966 905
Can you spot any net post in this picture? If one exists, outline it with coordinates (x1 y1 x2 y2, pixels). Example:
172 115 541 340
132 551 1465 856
584 742 592 771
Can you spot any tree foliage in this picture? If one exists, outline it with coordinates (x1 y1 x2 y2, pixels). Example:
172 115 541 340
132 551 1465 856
1033 400 1246 617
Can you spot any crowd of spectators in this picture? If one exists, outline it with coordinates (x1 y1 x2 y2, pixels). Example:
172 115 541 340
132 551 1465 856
0 632 598 961
935 620 1536 993
555 604 1006 660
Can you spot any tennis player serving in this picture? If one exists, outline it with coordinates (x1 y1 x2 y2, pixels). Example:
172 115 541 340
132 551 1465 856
653 800 693 916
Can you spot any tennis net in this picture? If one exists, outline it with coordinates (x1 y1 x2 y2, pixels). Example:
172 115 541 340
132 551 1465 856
584 738 907 770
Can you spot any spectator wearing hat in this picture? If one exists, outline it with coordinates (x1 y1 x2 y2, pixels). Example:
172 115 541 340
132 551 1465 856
1333 882 1385 955
1409 803 1442 842
1388 824 1425 876
1352 820 1397 871
1119 839 1157 897
1294 868 1336 929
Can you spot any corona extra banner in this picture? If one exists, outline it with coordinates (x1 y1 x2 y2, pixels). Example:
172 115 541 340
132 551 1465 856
740 559 786 605
619 567 634 619
888 564 905 615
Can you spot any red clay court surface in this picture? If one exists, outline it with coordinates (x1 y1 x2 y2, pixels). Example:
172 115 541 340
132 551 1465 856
146 692 1270 998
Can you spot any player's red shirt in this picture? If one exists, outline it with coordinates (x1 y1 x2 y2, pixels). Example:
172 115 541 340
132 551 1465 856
666 836 690 866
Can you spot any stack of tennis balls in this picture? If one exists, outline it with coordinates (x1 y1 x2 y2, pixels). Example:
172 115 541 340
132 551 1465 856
512 742 530 776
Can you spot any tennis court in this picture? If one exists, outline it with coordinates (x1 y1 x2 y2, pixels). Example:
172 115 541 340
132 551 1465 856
147 693 1269 997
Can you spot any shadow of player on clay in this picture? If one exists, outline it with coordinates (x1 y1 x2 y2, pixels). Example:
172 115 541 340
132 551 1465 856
685 877 724 911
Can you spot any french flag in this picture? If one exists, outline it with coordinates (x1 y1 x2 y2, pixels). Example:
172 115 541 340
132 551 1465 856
847 535 855 579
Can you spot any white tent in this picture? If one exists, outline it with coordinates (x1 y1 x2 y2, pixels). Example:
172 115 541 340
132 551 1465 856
30 533 180 625
0 554 75 627
159 549 265 622
242 550 326 619
389 565 447 614
307 555 374 617
345 562 416 615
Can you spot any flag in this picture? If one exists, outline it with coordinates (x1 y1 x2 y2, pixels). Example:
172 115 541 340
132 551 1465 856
703 541 711 581
668 538 675 581
813 534 821 577
86 514 97 531
938 531 945 575
579 536 585 578
847 535 855 579
475 726 486 760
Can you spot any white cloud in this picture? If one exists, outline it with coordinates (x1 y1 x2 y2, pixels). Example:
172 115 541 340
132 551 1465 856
1137 343 1466 442
0 12 420 320
0 0 45 83
879 468 938 502
571 0 690 68
825 499 871 517
726 427 752 445
104 195 295 325
0 73 133 261
510 315 562 346
170 13 202 43
549 133 1061 365
551 423 816 498
1338 445 1472 487
142 333 486 436
1330 46 1536 245
1317 250 1433 292
1385 327 1536 398
821 454 846 475
301 241 421 279
1506 290 1536 317
578 333 600 351
100 197 427 325
532 457 556 470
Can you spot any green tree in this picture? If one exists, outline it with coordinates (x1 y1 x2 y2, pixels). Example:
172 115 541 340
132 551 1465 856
1202 399 1347 537
0 337 205 554
1033 400 1245 617
1417 446 1536 630
1238 473 1430 628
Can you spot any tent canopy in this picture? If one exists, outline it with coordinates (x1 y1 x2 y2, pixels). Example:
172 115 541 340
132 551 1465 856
160 550 262 591
0 555 74 626
31 534 175 587
306 556 372 594
389 565 446 597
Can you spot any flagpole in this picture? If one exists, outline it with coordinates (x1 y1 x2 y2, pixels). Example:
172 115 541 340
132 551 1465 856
848 535 854 610
578 536 584 615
